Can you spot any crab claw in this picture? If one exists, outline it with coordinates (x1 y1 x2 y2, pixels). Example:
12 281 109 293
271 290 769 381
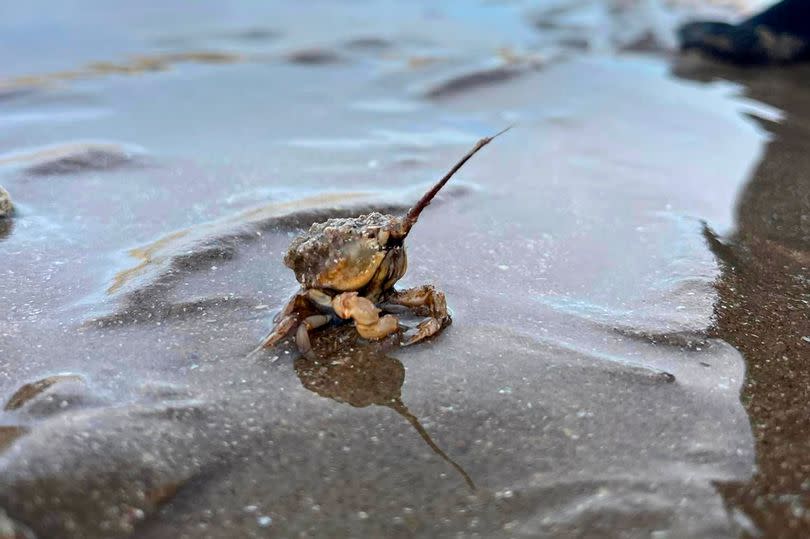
332 292 379 324
356 314 400 340
332 292 401 341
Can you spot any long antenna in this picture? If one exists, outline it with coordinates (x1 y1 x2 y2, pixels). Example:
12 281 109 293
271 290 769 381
401 125 512 235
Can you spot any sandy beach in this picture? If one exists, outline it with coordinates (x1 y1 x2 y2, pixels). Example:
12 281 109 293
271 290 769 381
1 1 808 537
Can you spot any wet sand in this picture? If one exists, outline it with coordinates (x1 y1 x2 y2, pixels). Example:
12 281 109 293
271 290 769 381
673 57 810 538
0 1 804 538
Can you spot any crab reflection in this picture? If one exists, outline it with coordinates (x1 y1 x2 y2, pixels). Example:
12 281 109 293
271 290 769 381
293 327 475 490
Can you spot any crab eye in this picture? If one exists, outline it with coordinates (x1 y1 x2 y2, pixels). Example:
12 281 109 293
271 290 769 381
365 231 377 239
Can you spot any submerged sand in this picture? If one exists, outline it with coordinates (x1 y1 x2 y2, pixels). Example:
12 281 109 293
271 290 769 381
1 1 806 538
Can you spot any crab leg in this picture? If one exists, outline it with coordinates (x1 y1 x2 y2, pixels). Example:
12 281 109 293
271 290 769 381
332 292 400 341
296 314 333 360
383 285 451 345
306 288 335 310
258 314 299 349
250 292 309 357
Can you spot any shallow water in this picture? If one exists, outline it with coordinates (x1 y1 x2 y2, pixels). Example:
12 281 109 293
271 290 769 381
0 1 804 538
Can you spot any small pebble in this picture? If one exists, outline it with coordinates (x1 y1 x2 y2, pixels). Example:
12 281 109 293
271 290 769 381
257 515 272 527
0 186 12 218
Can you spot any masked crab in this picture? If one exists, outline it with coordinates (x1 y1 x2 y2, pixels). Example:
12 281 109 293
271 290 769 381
257 127 509 359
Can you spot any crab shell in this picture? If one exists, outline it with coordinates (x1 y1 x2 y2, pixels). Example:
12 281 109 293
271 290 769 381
284 212 409 298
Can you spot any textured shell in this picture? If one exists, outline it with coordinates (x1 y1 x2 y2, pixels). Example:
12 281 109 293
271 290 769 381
284 212 401 291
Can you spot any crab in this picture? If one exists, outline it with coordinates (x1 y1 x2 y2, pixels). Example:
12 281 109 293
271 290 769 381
256 127 509 360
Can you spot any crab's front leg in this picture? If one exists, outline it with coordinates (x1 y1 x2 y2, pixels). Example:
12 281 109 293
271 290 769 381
383 285 451 345
256 291 312 350
296 314 333 360
254 290 330 358
258 313 299 350
290 288 343 360
331 292 400 340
